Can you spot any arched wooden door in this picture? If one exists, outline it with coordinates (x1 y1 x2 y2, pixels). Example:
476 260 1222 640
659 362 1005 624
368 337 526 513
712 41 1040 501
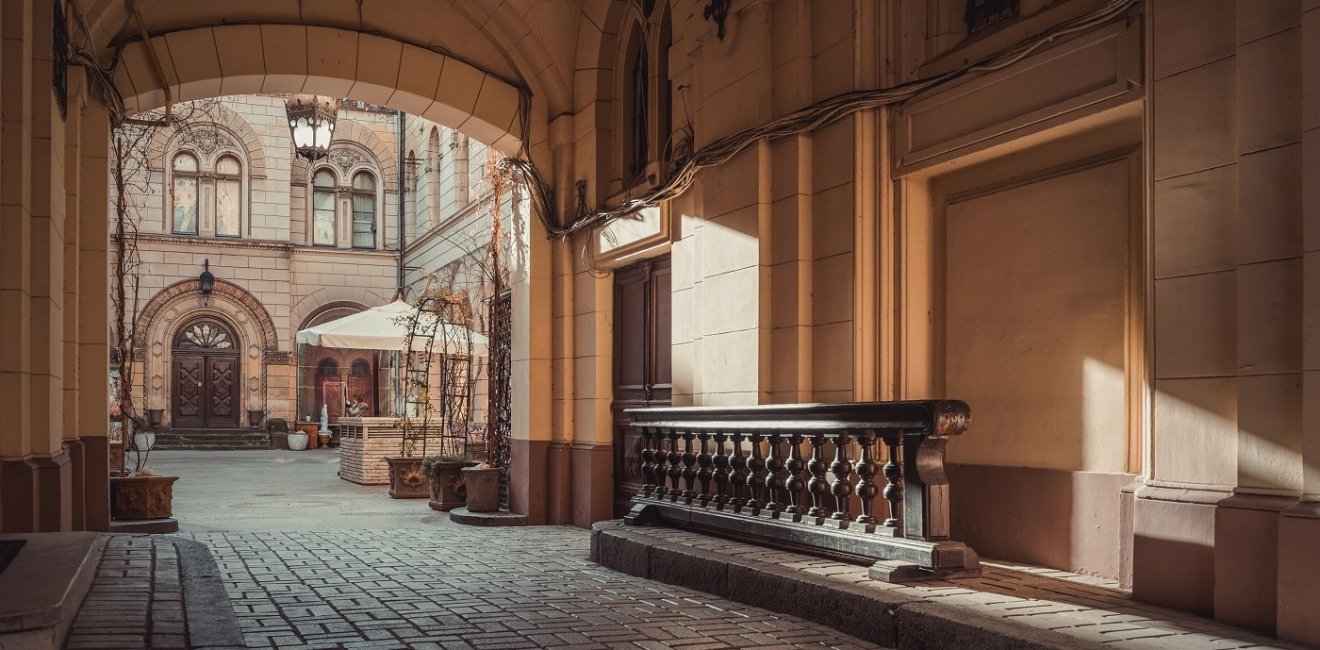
171 317 241 428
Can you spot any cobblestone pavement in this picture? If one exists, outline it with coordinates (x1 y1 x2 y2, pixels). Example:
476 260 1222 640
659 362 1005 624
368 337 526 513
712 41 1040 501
71 527 881 649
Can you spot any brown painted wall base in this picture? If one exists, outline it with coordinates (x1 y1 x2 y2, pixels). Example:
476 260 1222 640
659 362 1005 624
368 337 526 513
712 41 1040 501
1214 494 1292 634
1277 502 1320 647
1130 488 1223 617
947 464 1133 579
65 441 86 531
0 460 38 532
0 451 73 533
569 442 612 528
510 439 549 525
546 442 571 524
81 437 109 532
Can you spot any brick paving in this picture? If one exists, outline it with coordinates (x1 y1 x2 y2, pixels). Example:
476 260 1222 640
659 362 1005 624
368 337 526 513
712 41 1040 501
69 527 879 649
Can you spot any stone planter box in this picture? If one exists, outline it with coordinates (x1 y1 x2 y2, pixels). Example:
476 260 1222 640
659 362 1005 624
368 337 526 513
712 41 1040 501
427 461 475 511
386 456 428 499
338 417 447 486
462 466 502 512
110 475 178 520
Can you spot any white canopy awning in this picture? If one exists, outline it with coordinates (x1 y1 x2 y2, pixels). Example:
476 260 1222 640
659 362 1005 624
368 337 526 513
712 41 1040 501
295 299 489 355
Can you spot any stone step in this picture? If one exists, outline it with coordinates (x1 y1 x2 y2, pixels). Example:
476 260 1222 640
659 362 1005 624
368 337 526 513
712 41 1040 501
151 429 270 451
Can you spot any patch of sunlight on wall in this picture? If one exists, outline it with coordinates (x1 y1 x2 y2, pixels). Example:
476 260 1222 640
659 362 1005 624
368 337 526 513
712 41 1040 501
1152 383 1303 494
1082 357 1127 473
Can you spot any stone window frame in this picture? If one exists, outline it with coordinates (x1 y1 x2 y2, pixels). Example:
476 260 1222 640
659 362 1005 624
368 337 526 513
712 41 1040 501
164 144 250 240
211 151 246 239
350 170 378 250
169 150 201 235
310 166 339 247
609 1 673 200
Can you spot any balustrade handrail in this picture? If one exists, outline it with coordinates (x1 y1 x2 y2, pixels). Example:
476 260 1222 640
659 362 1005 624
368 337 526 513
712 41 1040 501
626 400 970 436
622 399 981 582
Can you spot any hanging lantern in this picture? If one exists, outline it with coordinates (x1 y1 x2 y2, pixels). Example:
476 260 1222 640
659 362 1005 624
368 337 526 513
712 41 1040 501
285 94 337 161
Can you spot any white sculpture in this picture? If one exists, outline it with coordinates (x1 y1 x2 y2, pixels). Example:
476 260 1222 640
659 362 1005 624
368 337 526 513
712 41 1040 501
319 403 331 435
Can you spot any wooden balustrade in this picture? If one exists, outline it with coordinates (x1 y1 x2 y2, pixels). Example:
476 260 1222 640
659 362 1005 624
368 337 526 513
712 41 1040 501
622 401 981 582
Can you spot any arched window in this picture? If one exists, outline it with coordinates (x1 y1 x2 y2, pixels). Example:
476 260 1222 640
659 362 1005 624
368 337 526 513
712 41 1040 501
214 155 242 238
623 22 649 182
351 171 376 249
312 168 336 246
171 152 199 235
427 127 441 228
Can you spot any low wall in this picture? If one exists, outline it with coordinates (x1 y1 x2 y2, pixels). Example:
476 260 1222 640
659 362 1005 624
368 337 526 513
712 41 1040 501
337 417 446 485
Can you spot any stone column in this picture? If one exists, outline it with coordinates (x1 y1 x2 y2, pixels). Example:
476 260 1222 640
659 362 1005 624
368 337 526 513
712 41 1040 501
1134 0 1239 616
76 100 111 532
1279 1 1320 645
1213 0 1305 634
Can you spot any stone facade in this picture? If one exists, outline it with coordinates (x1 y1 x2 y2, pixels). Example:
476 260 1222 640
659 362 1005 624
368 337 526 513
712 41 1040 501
3 0 1319 644
115 95 505 430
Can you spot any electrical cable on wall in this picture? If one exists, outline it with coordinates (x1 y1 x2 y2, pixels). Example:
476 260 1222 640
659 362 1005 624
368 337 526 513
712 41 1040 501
501 0 1139 242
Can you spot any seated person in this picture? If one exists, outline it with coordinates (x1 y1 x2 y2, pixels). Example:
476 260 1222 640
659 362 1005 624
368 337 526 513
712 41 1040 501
344 396 369 417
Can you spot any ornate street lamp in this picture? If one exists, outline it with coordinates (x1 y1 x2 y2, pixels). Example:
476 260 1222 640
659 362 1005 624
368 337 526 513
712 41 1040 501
285 95 337 161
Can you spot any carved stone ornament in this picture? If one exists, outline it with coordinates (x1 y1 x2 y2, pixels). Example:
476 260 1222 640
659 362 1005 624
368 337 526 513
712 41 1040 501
327 148 368 175
177 127 234 156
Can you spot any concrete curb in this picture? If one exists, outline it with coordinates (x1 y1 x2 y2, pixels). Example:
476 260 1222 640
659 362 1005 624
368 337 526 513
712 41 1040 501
590 522 1108 650
169 537 245 650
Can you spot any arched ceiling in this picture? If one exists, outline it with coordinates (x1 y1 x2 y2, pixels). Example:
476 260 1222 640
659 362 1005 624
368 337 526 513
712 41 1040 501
77 0 582 118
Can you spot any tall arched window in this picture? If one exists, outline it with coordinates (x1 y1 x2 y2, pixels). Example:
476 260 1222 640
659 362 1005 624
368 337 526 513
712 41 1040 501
427 127 441 229
214 155 242 238
351 171 376 249
171 152 199 235
623 23 649 182
312 169 336 246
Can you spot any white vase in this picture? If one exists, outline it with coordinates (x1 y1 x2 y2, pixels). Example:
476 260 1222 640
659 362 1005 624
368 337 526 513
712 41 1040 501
132 432 156 451
287 431 309 451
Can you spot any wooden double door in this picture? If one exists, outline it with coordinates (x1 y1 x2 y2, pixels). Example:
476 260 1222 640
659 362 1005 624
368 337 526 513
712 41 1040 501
612 256 671 515
172 318 241 428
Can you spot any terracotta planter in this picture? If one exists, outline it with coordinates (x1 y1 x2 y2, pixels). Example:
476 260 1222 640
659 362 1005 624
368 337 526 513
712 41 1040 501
427 461 474 511
386 456 428 499
110 475 178 520
461 466 502 512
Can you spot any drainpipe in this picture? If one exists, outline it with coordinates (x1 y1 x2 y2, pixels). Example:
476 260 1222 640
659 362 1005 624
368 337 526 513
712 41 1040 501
397 110 406 299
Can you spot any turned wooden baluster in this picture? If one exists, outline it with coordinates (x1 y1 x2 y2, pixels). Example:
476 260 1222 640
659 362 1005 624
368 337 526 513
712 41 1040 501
696 431 713 505
829 431 855 521
806 433 829 518
854 429 878 525
729 432 748 509
680 431 698 501
764 433 785 515
882 432 903 528
651 429 668 499
784 433 806 517
712 431 730 508
640 426 656 498
745 432 766 512
667 431 683 501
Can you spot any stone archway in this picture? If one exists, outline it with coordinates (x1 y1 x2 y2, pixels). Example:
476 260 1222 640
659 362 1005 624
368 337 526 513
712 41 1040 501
138 279 278 428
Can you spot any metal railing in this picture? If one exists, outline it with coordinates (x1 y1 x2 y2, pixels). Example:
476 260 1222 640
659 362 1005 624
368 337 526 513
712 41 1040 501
622 400 981 582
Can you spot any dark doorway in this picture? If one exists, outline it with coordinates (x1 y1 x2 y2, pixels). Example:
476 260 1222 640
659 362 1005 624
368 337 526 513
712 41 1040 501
612 256 671 515
171 317 241 428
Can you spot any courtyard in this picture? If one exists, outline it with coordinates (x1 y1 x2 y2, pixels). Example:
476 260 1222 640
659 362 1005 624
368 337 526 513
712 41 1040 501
64 451 882 649
57 452 1300 650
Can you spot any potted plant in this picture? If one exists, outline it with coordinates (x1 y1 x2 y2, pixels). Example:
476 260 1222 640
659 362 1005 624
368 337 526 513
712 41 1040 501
461 461 502 512
422 453 475 511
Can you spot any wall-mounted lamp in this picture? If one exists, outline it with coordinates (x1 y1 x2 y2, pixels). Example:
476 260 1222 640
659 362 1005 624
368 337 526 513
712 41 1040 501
200 259 215 295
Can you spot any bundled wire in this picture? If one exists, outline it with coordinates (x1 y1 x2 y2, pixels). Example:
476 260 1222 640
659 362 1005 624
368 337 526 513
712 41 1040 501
506 0 1138 240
